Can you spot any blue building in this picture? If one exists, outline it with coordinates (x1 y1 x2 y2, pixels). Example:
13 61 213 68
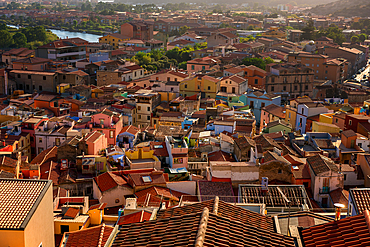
245 91 281 125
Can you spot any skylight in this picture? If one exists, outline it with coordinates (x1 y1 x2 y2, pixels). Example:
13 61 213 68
142 176 152 183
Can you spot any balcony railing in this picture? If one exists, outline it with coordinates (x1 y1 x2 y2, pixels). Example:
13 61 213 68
319 187 330 194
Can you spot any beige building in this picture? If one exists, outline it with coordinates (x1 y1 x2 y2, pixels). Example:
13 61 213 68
0 178 54 247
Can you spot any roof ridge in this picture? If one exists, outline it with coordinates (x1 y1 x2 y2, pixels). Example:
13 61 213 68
213 196 219 215
98 223 105 247
195 207 209 247
363 210 370 230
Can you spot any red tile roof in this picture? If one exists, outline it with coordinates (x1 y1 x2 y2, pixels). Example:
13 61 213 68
0 156 17 169
112 207 295 247
128 171 167 187
198 181 235 203
117 210 152 225
0 179 51 229
94 172 128 192
62 224 114 247
64 207 80 219
301 210 370 247
89 203 107 211
349 189 370 214
84 131 104 143
119 125 140 135
156 197 274 231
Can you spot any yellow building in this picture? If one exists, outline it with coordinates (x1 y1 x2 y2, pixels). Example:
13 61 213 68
88 203 107 225
312 121 341 134
319 113 334 124
179 74 220 99
99 33 130 49
0 179 55 247
285 106 297 130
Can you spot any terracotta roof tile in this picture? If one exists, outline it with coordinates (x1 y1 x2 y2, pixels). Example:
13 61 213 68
89 203 107 211
307 154 339 175
62 224 114 247
112 207 295 247
301 210 370 247
0 179 50 229
117 210 152 225
94 172 128 192
64 207 80 219
128 171 167 187
349 189 370 214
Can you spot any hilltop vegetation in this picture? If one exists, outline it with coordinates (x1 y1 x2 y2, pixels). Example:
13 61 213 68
310 0 370 17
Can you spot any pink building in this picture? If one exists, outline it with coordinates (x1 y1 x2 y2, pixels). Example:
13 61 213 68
84 131 108 155
90 109 123 147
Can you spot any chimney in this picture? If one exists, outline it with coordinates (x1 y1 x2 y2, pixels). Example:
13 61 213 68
334 203 345 221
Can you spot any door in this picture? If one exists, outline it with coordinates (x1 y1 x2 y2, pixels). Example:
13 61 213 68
322 197 328 208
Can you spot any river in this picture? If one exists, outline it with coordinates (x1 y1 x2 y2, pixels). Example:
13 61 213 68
7 25 101 42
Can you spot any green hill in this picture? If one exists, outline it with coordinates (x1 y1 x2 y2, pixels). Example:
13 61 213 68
310 0 370 17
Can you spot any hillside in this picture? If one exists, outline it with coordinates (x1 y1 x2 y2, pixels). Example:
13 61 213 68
310 0 370 17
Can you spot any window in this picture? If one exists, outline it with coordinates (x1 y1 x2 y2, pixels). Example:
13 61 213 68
26 85 30 90
138 106 141 110
38 147 43 153
110 130 114 138
39 138 42 143
232 87 235 93
115 199 120 203
28 75 31 79
55 138 60 146
305 85 308 90
63 75 66 80
336 119 338 123
138 115 141 119
18 74 20 78
255 79 258 84
147 107 150 111
147 116 150 120
278 169 282 174
43 76 46 80
325 70 328 74
167 77 170 81
271 77 275 83
39 86 42 91
202 66 205 70
349 120 352 125
261 103 265 108
83 165 89 170
208 86 211 90
358 143 362 148
301 108 304 115
191 65 195 70
100 119 104 125
60 225 69 234
283 86 286 91
289 112 291 118
184 84 187 88
294 85 298 90
271 86 274 92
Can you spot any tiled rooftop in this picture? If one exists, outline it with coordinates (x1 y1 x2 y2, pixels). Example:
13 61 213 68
111 207 295 247
301 210 370 247
0 179 51 229
61 224 114 247
156 197 275 232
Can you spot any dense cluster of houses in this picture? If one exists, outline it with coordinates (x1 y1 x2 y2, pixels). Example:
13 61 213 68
2 7 370 247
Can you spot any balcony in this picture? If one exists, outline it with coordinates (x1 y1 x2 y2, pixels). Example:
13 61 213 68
319 187 330 194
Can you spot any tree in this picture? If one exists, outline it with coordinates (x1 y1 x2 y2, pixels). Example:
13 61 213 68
351 35 359 43
0 30 13 48
264 57 275 65
13 32 27 47
301 19 315 40
73 20 78 28
242 57 267 70
359 33 367 43
179 26 190 36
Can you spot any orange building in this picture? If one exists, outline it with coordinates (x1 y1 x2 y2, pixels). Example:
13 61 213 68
288 51 348 83
242 65 267 89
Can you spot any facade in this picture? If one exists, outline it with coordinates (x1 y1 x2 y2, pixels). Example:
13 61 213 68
295 102 328 134
245 91 281 125
121 21 154 40
10 70 58 93
179 74 221 99
90 109 123 147
136 92 161 127
99 33 130 49
36 39 87 62
265 63 315 102
307 154 344 207
288 51 349 83
242 65 267 90
219 75 248 95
